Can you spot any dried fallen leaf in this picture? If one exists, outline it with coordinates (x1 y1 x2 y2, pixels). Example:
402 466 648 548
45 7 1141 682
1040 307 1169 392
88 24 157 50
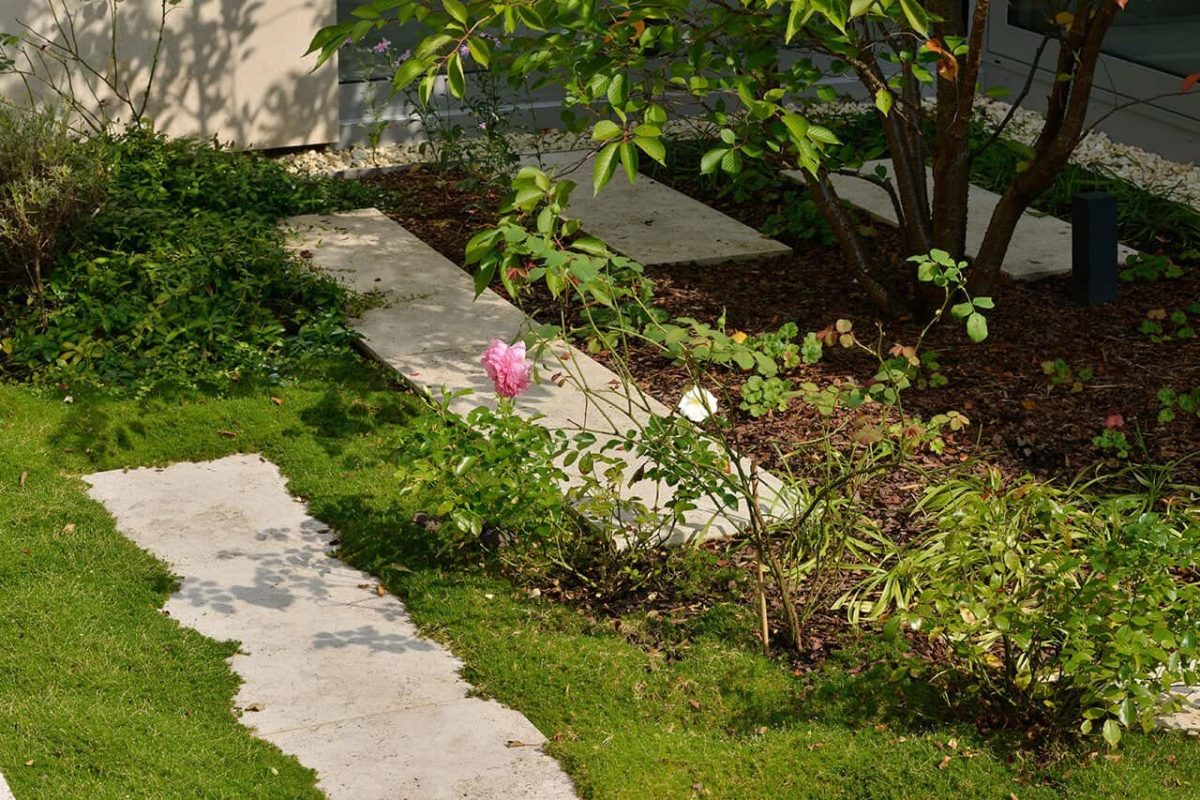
244 703 265 712
938 755 952 770
270 396 284 406
688 700 702 710
217 430 238 439
505 740 527 748
19 471 28 487
375 585 386 597
62 523 76 535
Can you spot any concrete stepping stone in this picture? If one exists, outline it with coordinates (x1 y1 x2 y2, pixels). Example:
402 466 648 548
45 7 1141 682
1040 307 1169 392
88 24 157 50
0 772 13 800
783 159 1137 280
530 150 792 267
85 455 577 800
287 209 791 543
1157 686 1200 736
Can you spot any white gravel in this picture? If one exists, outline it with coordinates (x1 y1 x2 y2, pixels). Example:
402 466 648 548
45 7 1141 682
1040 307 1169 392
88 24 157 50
813 97 1200 210
278 97 1200 211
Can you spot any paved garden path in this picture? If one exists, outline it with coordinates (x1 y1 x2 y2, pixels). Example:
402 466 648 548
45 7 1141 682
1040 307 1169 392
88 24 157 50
529 150 792 267
85 455 578 800
0 772 13 800
287 208 791 544
784 159 1138 280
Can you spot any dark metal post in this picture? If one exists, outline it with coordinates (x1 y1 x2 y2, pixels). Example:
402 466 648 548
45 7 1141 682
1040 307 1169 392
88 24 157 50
1071 192 1118 306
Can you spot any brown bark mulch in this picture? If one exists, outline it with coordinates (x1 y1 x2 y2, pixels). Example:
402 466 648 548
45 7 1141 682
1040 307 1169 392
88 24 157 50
366 165 1200 487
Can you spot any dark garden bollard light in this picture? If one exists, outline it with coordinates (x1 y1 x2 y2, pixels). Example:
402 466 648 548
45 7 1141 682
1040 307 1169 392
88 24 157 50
1071 191 1119 306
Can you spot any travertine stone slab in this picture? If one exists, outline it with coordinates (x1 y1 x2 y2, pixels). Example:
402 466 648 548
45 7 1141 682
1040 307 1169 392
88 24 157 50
86 456 578 800
287 209 793 543
530 150 792 267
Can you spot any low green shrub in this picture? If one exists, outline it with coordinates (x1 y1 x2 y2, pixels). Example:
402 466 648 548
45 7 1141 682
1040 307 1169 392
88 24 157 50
0 105 107 300
855 468 1200 746
1 127 375 392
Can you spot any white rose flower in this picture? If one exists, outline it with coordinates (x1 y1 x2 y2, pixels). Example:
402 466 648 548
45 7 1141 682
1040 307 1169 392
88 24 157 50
677 386 718 423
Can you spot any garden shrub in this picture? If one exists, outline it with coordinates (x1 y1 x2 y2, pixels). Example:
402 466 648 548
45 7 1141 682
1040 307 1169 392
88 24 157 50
0 127 375 392
0 105 107 301
857 468 1200 746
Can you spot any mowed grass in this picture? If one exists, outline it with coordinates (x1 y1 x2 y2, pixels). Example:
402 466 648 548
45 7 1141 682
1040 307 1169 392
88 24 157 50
2 357 1199 799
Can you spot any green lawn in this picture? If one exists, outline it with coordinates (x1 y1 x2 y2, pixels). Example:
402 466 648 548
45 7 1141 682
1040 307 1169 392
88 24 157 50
3 357 1199 799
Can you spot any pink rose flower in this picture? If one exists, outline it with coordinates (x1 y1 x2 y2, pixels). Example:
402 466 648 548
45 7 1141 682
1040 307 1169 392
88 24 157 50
481 339 532 398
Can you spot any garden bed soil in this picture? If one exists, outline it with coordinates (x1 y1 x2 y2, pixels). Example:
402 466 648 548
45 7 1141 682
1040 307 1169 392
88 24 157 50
366 166 1200 486
363 164 1200 667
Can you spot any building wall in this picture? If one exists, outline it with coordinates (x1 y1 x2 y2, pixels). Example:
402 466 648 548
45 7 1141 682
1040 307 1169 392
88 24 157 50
0 0 339 150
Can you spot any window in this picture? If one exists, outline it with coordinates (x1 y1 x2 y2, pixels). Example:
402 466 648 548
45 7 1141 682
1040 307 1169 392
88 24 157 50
1008 0 1200 78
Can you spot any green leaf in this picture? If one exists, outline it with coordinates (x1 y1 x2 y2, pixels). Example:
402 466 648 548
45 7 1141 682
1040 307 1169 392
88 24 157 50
571 237 609 256
1117 697 1137 728
807 125 840 145
392 57 427 91
875 89 894 116
442 0 468 25
570 258 599 284
446 51 466 98
465 36 491 68
966 312 988 343
618 142 638 183
593 142 620 195
592 120 622 141
781 112 809 142
607 73 628 108
633 135 666 165
720 148 742 174
1102 718 1122 747
898 0 930 36
700 147 728 175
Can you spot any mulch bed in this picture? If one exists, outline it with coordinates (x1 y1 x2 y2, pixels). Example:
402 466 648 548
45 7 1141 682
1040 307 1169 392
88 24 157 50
365 165 1200 486
363 164 1200 665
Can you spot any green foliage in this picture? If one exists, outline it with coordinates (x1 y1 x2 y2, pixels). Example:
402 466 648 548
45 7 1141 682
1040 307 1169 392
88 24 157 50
393 390 574 556
0 127 370 392
855 470 1200 745
1121 253 1184 283
1092 427 1133 460
1158 387 1200 424
1042 358 1095 393
739 375 796 417
0 105 108 298
466 166 656 334
910 249 993 343
1140 304 1200 343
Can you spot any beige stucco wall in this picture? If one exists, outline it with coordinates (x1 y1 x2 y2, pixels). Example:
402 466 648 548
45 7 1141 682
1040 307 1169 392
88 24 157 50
0 0 339 149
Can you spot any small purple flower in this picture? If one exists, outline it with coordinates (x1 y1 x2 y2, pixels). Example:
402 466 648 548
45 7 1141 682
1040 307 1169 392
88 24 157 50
342 37 354 48
371 38 391 55
478 121 488 130
396 48 412 64
458 43 470 58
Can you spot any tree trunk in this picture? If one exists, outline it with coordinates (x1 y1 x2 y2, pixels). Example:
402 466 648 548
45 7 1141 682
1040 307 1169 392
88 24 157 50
972 0 1121 291
802 168 901 316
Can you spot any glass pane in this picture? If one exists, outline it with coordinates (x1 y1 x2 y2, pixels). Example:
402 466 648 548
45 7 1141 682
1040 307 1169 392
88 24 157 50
1008 0 1200 78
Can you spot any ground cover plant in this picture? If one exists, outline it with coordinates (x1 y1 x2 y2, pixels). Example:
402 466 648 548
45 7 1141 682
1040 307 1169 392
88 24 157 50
0 121 375 393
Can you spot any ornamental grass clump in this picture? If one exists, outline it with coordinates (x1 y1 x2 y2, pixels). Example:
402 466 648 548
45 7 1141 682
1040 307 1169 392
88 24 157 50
849 467 1200 746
